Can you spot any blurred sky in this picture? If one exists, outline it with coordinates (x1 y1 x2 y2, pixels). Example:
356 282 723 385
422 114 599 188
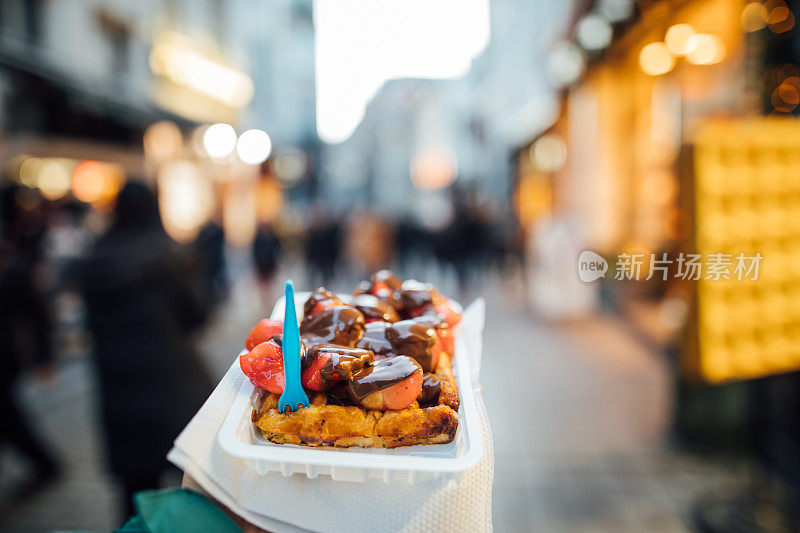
313 0 492 143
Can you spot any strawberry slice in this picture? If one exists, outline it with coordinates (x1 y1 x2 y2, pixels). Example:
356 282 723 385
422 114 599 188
405 304 431 319
371 281 393 295
239 338 285 394
351 356 423 410
435 327 453 358
308 298 345 316
359 369 423 411
301 352 333 391
245 319 283 350
435 296 462 327
406 296 462 327
304 288 344 317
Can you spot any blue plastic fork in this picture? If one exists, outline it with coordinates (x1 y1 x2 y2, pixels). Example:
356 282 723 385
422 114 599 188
278 280 309 413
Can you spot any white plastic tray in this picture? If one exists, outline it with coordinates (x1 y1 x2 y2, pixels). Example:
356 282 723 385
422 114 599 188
217 291 484 483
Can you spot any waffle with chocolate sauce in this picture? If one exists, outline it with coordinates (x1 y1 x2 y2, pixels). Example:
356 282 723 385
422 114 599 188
243 271 463 448
252 353 459 448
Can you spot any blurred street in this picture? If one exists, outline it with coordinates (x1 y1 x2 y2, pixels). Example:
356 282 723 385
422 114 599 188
0 267 748 532
4 0 800 530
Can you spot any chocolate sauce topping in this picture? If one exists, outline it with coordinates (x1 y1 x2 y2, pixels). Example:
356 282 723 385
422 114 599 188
351 293 400 323
356 321 394 355
299 306 365 348
346 355 421 401
372 270 402 290
353 280 372 297
399 279 437 311
411 314 448 330
355 318 438 371
325 382 357 406
303 287 340 316
385 319 437 372
303 344 374 386
417 373 442 404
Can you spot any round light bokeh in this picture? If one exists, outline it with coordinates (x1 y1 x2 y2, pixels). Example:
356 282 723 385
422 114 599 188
236 129 272 165
203 123 237 159
547 41 586 87
577 15 613 51
665 24 696 56
639 42 675 76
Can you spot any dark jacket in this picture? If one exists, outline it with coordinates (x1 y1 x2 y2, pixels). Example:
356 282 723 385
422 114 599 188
0 246 52 389
80 226 212 481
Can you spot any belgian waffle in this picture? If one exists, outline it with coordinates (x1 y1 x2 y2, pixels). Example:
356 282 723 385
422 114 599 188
252 353 459 448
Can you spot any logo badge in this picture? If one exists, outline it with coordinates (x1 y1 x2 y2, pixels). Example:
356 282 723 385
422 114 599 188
578 250 608 282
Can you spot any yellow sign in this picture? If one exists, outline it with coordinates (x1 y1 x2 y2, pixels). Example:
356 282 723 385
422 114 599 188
692 118 800 382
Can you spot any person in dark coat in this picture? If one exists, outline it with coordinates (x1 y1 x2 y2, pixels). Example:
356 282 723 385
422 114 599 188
252 223 281 304
194 218 229 308
0 185 59 497
78 182 213 517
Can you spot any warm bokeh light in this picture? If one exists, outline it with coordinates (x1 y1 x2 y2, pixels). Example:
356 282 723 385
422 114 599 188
639 42 675 76
766 2 795 33
531 134 567 172
203 123 237 159
149 31 254 108
71 161 124 208
742 2 767 32
665 24 696 56
693 119 800 382
686 34 726 65
37 159 73 200
410 147 457 190
640 170 678 206
143 121 183 163
515 174 551 226
19 158 45 188
223 181 258 247
158 160 215 243
255 178 285 223
772 81 800 112
236 129 272 165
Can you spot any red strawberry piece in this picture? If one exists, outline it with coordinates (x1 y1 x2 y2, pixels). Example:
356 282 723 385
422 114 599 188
301 352 335 391
371 281 393 295
405 304 432 319
308 298 345 316
435 296 462 327
435 327 453 357
239 338 285 394
245 319 283 350
360 369 423 411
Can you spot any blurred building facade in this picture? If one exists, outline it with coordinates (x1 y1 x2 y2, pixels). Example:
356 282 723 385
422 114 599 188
513 0 800 504
0 0 319 249
0 0 317 186
320 0 570 220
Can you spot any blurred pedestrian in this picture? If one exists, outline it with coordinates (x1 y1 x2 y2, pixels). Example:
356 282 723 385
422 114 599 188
252 223 281 304
305 207 340 286
0 185 60 500
77 182 213 518
194 217 229 309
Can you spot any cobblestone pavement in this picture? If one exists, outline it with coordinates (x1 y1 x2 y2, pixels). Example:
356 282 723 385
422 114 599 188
0 267 748 532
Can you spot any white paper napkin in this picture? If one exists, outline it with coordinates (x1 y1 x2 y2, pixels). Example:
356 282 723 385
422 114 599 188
168 300 493 533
